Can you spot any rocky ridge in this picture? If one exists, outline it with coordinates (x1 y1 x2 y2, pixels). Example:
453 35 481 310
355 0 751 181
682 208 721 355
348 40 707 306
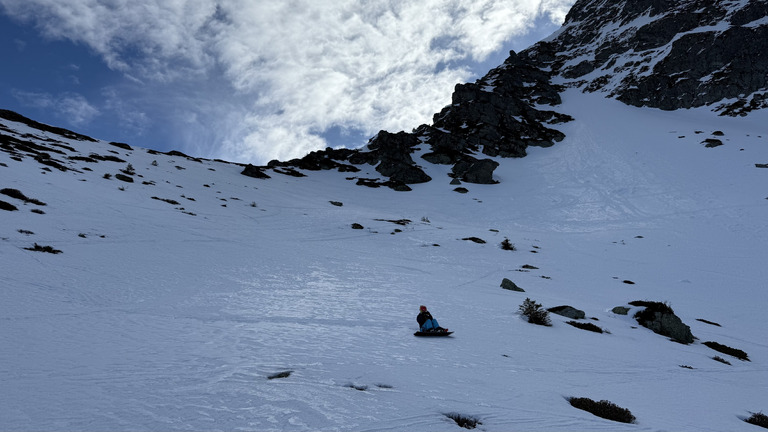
523 0 768 114
4 1 767 189
267 0 767 189
264 49 573 190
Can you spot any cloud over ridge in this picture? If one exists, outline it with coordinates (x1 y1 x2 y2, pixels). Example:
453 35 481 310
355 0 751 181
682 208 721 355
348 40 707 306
1 0 573 163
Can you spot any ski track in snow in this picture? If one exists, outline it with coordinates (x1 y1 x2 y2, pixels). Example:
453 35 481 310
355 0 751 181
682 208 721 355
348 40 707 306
2 91 768 431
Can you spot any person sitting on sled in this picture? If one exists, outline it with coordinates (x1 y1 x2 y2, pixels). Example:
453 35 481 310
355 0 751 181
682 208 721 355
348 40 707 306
417 305 447 332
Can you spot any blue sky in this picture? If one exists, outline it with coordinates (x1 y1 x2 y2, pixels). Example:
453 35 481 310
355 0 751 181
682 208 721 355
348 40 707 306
1 1 573 164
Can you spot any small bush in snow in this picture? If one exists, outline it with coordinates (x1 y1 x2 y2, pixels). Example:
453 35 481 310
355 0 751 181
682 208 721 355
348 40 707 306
712 356 731 365
122 163 135 175
566 320 604 333
519 298 551 326
445 413 481 429
746 412 768 429
696 318 721 327
346 384 368 391
24 243 62 254
151 196 180 205
267 370 292 380
462 237 486 244
568 397 635 424
703 341 749 361
500 238 516 250
629 300 674 316
0 188 46 205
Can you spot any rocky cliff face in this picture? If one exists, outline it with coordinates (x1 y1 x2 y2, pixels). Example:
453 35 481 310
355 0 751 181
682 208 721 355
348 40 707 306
279 49 574 189
524 0 768 115
270 0 767 188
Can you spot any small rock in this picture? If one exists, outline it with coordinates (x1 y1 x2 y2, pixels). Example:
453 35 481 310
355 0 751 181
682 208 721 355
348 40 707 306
612 306 630 315
114 173 134 183
268 371 293 380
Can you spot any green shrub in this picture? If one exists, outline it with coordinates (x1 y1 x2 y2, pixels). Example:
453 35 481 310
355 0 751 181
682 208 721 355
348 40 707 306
519 298 551 326
703 341 749 361
566 321 604 333
712 356 731 365
500 238 516 250
746 412 768 429
122 163 135 175
568 397 635 424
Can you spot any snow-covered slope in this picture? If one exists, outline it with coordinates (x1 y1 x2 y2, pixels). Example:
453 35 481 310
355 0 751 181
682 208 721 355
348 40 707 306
2 89 767 431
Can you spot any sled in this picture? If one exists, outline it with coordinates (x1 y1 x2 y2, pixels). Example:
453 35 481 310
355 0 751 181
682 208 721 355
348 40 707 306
414 330 453 337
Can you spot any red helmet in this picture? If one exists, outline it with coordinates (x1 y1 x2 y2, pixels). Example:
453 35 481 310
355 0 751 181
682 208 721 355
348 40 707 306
419 305 427 312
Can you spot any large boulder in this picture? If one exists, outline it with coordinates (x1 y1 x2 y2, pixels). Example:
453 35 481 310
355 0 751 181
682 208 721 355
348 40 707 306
629 301 694 344
548 305 586 320
500 278 525 292
451 156 499 184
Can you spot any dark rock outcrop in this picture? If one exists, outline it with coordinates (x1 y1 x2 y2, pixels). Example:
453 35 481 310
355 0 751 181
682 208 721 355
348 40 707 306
501 278 525 292
254 47 573 188
629 301 694 344
367 131 431 184
548 305 586 320
241 164 271 179
522 0 768 115
0 109 97 142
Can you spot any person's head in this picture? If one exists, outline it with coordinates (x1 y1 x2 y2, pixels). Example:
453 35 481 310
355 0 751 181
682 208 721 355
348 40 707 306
419 305 427 312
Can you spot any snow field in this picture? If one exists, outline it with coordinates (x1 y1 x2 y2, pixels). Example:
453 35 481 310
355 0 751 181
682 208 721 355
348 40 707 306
1 90 768 430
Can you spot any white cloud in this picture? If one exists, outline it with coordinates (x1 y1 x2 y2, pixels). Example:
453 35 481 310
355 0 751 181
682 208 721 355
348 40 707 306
1 0 575 163
11 90 100 126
